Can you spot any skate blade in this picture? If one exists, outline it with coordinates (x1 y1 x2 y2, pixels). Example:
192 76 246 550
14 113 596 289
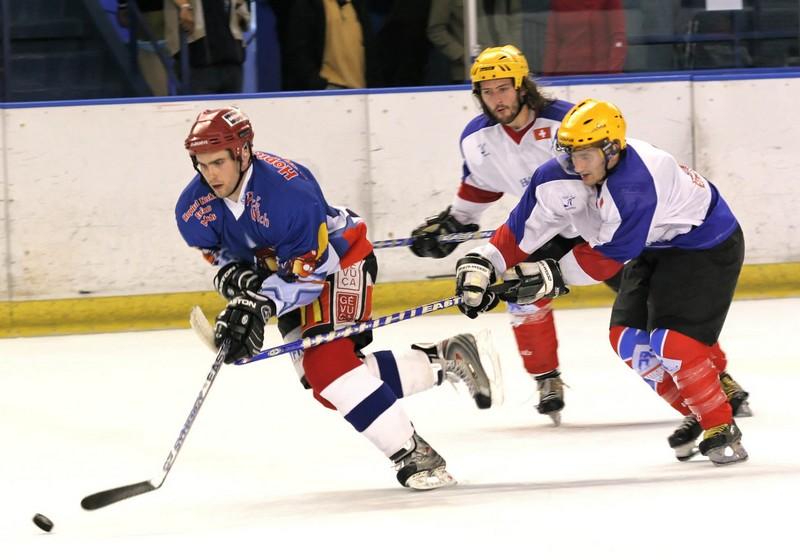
675 446 700 462
475 329 504 408
733 401 753 418
404 466 457 490
708 441 749 466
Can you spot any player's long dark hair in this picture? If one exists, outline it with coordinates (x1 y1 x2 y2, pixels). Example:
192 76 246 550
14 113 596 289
474 75 555 123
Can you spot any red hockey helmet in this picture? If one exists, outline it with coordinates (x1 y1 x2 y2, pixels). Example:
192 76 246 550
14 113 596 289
184 107 254 160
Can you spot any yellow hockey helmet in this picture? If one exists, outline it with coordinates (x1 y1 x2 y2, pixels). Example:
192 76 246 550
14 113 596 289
556 99 627 152
470 45 530 90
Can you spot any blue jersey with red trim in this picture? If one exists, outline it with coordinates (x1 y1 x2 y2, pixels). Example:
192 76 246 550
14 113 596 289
175 151 372 315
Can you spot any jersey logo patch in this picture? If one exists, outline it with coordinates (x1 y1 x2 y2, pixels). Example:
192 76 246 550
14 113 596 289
533 127 551 140
336 293 359 322
561 194 576 210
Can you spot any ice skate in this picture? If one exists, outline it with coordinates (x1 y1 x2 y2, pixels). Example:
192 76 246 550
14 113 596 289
390 432 456 490
698 422 748 466
719 372 752 417
534 370 565 426
412 330 503 409
667 415 702 461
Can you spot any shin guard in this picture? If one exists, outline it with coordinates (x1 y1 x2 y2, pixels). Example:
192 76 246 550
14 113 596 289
609 325 690 416
650 329 732 429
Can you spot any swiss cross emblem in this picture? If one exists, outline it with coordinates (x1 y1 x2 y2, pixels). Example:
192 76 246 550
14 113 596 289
533 127 551 140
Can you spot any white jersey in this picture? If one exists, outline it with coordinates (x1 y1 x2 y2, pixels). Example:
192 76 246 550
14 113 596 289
451 99 574 225
477 138 740 285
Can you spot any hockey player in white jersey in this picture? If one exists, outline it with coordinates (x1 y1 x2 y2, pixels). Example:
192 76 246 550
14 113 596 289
409 45 749 427
455 99 748 465
410 45 588 425
176 107 501 489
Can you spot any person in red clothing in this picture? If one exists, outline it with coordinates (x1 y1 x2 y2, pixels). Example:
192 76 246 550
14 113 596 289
542 0 627 76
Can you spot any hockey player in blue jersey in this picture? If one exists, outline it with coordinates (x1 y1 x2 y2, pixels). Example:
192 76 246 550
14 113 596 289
455 99 748 465
410 45 749 429
175 107 501 489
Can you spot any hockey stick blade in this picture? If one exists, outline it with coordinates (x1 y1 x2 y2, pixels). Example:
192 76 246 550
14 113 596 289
81 480 157 510
81 340 230 511
190 305 216 352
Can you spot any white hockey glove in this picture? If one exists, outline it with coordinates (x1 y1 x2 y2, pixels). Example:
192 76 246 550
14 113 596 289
214 291 276 364
455 254 500 319
499 259 569 305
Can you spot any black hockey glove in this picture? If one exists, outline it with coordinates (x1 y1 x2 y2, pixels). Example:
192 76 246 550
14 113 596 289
214 262 271 300
455 254 500 319
410 206 479 259
214 292 276 364
498 259 569 304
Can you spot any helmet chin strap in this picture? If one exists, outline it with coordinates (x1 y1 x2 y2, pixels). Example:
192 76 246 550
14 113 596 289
596 143 622 184
230 150 253 196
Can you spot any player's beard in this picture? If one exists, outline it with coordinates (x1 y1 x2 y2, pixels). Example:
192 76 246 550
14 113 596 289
491 97 523 125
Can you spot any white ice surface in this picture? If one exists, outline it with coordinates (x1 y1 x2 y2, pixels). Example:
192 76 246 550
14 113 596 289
2 299 798 559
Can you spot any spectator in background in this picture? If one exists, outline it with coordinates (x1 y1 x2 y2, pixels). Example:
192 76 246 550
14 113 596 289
117 0 169 95
164 0 251 94
427 0 522 84
264 0 292 90
542 0 627 76
375 0 432 87
283 0 380 91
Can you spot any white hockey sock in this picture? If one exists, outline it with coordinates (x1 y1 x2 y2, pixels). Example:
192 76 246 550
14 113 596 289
319 363 415 457
363 349 438 398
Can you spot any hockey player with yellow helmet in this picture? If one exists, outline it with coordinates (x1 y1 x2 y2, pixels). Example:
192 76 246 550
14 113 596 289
456 98 750 465
409 43 750 457
410 45 582 425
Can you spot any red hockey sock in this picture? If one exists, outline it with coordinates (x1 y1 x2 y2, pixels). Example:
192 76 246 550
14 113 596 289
608 325 690 416
511 303 559 376
709 342 728 374
650 329 731 429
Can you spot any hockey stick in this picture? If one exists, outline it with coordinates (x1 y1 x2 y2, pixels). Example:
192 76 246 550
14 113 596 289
238 286 515 365
189 293 492 365
371 229 494 249
186 230 495 350
237 295 463 364
80 338 231 511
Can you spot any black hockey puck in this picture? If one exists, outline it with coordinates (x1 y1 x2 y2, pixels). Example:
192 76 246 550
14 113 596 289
32 513 54 532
